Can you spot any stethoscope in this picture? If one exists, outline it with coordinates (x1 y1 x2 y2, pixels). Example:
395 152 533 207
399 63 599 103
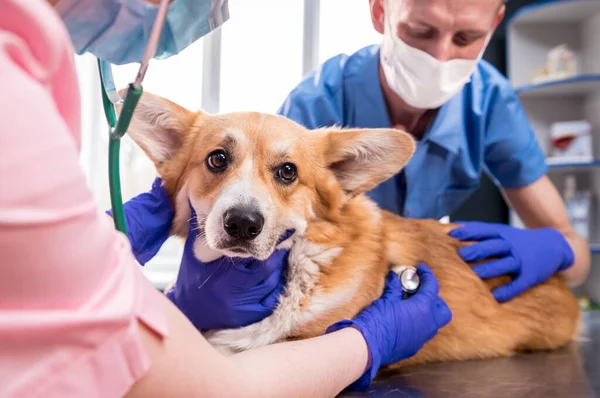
399 266 421 299
95 0 423 299
98 0 170 234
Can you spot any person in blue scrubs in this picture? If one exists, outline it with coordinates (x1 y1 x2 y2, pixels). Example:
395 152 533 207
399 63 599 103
278 0 590 302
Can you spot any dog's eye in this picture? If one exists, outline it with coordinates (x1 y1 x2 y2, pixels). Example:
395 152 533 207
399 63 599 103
276 163 297 184
206 150 228 172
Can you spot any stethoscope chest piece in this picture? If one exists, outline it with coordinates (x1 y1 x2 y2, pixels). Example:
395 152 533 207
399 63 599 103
398 266 420 299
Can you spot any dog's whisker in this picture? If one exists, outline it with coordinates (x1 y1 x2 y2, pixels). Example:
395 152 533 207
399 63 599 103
197 261 225 291
195 190 220 201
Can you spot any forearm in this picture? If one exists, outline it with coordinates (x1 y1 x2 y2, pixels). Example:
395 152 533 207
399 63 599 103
503 177 591 287
126 298 368 398
232 328 368 397
560 231 590 287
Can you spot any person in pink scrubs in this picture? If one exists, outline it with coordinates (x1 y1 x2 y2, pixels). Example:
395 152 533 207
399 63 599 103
0 1 451 396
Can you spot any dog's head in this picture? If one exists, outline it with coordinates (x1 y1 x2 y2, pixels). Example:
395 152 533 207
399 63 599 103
121 91 415 260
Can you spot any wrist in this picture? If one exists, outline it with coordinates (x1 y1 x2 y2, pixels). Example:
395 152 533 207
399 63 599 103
541 227 575 271
325 320 380 391
349 324 372 371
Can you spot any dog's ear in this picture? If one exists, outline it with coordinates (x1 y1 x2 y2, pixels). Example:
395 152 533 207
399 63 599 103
116 90 197 168
324 127 416 196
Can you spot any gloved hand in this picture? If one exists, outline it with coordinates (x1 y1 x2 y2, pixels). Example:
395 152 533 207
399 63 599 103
166 206 294 331
326 264 452 391
449 221 574 303
106 177 174 265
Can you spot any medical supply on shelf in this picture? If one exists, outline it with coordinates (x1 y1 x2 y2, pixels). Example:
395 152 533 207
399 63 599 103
531 44 578 84
547 120 593 164
563 175 590 241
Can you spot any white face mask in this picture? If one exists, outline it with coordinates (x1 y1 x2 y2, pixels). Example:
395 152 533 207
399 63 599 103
380 6 490 109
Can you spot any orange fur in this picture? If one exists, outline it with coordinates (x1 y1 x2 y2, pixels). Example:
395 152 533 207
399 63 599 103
120 91 581 371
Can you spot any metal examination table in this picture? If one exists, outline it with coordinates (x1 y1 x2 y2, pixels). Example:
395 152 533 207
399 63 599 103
340 311 600 398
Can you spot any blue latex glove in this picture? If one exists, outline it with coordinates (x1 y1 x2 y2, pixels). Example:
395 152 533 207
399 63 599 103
326 264 452 390
106 178 174 265
449 221 574 303
166 206 294 331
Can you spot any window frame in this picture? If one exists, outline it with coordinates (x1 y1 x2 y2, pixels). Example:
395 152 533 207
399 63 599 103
77 0 323 289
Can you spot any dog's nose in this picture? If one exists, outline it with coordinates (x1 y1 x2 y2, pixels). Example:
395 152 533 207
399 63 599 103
223 207 264 240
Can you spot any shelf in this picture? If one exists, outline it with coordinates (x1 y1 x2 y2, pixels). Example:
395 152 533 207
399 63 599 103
510 0 600 26
515 75 600 98
547 159 600 170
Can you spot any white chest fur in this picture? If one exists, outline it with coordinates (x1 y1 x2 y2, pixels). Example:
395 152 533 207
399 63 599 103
203 238 353 356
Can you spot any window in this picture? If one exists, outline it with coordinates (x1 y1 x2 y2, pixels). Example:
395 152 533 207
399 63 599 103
318 0 382 64
73 0 384 289
219 0 304 114
74 39 205 290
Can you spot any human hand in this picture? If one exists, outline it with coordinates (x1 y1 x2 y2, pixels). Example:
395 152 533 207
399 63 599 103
449 221 574 303
166 206 294 331
106 177 174 265
326 264 452 390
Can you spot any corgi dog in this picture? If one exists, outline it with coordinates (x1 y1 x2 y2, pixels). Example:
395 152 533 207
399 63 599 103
119 91 580 371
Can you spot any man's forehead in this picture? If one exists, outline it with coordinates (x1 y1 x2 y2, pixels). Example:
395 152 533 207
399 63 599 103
390 0 500 29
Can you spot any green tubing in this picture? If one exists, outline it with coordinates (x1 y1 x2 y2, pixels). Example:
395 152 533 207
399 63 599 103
114 84 143 139
108 138 128 234
107 84 143 234
98 59 117 129
99 55 144 234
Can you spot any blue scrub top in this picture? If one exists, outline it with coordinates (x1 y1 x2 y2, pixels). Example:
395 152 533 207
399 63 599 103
277 45 547 220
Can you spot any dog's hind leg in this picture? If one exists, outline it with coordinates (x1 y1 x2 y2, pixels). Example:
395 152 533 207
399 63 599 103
501 275 581 352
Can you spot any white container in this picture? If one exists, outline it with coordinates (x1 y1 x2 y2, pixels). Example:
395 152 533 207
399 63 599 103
532 44 578 84
563 175 591 240
547 120 593 164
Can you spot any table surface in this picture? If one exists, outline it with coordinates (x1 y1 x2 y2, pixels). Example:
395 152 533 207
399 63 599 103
340 311 600 398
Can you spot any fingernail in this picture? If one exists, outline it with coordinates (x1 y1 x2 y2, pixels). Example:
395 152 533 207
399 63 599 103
449 229 462 238
457 247 472 261
494 291 508 303
277 232 293 245
473 268 487 279
416 263 429 273
261 296 276 309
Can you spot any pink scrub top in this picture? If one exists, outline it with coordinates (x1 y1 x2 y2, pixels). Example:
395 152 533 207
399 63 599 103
0 1 169 397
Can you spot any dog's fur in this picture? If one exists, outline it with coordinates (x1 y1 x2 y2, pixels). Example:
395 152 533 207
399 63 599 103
119 91 581 372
